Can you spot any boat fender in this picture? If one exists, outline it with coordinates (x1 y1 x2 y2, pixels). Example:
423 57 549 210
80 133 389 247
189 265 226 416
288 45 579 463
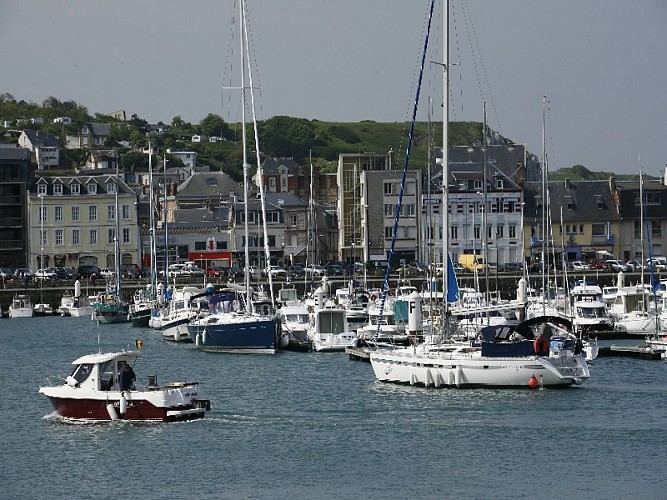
106 403 119 421
202 328 208 345
533 336 548 354
120 393 127 415
528 375 539 388
66 375 79 388
174 329 181 342
195 332 201 346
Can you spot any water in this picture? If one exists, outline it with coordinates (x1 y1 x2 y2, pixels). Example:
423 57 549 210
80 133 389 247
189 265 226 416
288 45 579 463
2 317 667 499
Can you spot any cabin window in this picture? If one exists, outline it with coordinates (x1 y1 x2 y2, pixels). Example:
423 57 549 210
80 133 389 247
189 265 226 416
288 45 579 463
71 363 93 384
99 360 114 390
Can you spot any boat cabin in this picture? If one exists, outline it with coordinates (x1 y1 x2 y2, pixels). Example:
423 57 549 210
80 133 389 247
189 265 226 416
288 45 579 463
67 351 143 392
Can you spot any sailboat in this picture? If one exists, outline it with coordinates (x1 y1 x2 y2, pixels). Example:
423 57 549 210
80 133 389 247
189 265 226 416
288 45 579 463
93 165 130 323
130 143 157 327
189 0 281 353
368 0 589 388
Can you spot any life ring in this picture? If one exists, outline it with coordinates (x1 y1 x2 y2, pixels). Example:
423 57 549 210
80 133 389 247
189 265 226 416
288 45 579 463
534 336 548 354
370 294 377 302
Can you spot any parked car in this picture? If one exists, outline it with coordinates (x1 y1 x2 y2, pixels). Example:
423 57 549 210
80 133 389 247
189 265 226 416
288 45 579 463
180 264 205 279
624 260 644 272
228 265 244 279
606 259 628 272
0 267 14 280
76 265 101 279
100 268 115 279
35 268 57 281
266 265 288 279
206 265 228 278
14 267 34 280
570 260 589 271
287 264 305 277
497 262 523 273
325 262 345 276
586 259 606 270
304 264 326 277
647 257 667 271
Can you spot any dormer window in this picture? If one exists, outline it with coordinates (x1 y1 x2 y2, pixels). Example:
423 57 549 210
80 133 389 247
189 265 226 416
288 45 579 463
53 183 63 196
71 183 80 195
496 179 504 189
37 184 47 195
87 182 97 194
107 181 117 194
595 195 604 209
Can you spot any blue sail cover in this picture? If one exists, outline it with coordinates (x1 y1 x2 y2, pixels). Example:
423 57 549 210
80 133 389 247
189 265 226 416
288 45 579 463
447 255 459 303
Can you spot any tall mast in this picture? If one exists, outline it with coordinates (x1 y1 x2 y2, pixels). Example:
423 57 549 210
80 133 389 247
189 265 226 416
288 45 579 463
442 0 449 316
148 143 157 296
240 0 252 305
482 100 489 305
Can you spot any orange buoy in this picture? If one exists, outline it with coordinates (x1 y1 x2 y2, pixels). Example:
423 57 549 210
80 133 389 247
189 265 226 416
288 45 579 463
528 375 539 388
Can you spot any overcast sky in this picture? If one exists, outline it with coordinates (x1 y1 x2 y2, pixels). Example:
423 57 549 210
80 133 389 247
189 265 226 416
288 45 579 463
2 0 665 176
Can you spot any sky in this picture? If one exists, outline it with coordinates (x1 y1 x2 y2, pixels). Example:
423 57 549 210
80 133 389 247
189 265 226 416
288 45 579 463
2 0 666 176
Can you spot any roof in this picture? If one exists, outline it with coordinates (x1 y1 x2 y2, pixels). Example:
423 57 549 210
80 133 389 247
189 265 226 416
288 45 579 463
72 350 141 365
176 172 243 199
264 192 308 207
523 180 619 222
260 157 302 175
22 129 60 148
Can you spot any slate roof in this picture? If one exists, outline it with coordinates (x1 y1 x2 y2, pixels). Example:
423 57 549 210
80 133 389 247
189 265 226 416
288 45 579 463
523 180 619 223
33 174 135 196
615 179 667 220
0 147 31 161
263 192 308 208
22 129 60 148
260 157 302 175
176 172 243 199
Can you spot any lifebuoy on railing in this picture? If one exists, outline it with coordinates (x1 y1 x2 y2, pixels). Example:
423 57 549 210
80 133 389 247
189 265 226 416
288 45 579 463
533 336 548 354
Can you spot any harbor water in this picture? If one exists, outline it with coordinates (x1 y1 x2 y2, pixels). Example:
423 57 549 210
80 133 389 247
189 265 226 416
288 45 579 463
2 316 667 499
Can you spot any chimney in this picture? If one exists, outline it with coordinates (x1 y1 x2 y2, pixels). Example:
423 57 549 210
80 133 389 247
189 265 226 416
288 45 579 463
609 174 616 193
564 178 570 189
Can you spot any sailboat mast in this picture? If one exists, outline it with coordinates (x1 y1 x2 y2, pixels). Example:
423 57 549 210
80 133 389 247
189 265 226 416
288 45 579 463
482 100 489 305
148 142 157 296
115 162 121 297
442 0 449 316
239 0 252 306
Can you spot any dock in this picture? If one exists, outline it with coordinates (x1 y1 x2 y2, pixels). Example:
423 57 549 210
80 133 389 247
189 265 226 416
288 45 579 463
597 345 665 360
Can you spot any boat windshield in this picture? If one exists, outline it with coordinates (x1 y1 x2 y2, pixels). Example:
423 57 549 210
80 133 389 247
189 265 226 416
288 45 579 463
71 363 93 384
99 360 114 390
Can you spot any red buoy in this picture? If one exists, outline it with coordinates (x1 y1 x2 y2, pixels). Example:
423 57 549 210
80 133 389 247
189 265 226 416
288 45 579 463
528 375 539 388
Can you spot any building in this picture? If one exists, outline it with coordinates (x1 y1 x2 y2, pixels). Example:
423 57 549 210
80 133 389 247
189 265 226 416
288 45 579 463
65 123 111 149
0 148 31 268
29 174 140 271
17 130 60 170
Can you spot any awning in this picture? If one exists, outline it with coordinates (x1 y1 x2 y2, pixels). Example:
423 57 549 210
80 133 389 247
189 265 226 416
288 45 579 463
283 245 306 256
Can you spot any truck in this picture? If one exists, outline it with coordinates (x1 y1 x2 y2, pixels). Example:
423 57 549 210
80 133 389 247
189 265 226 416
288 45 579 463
459 254 487 272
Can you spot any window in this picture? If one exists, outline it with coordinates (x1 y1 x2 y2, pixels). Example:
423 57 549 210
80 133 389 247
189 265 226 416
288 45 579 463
107 205 115 221
72 229 80 245
496 179 504 189
565 196 574 209
53 183 63 196
71 183 80 195
404 204 416 217
474 225 481 240
634 220 641 239
474 180 482 190
646 192 660 205
265 212 279 223
40 230 47 247
72 206 80 222
384 227 394 239
496 224 504 238
290 215 297 227
106 181 116 193
592 223 606 236
123 227 130 244
451 226 458 239
89 206 97 221
37 184 47 195
195 241 206 251
509 224 517 239
55 229 63 246
487 224 493 239
579 224 584 234
39 205 47 223
281 177 287 192
595 195 604 209
384 182 394 195
384 204 394 217
87 182 97 194
122 205 130 219
457 204 464 214
108 228 116 244
90 229 97 245
269 178 276 191
55 206 63 222
652 221 661 238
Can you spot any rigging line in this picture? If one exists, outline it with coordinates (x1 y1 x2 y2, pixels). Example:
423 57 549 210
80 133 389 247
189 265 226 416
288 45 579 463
449 0 465 119
460 0 502 135
544 96 558 168
376 0 436 340
244 0 265 117
243 0 275 307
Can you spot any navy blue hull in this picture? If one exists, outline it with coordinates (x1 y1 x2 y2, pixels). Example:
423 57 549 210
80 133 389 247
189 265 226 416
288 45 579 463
190 318 280 354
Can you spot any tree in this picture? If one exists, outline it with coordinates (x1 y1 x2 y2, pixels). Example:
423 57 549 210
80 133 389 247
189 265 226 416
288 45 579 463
258 116 317 160
199 113 228 138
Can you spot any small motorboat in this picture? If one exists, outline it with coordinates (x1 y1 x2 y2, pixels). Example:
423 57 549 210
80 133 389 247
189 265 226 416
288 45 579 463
39 349 210 422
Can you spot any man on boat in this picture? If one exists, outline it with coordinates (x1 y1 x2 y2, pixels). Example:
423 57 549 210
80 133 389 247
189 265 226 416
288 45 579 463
119 362 136 391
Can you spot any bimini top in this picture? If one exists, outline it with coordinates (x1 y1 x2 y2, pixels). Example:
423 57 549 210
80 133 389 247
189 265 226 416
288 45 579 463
71 350 142 365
